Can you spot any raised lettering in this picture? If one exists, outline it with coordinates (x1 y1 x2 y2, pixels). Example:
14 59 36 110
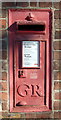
17 84 30 97
17 84 42 97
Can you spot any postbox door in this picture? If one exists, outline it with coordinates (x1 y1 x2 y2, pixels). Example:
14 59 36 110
15 40 46 106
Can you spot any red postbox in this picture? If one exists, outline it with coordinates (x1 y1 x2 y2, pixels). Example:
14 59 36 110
9 9 52 112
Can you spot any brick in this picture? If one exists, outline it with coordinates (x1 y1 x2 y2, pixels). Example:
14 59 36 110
39 2 52 7
2 61 7 70
3 41 7 50
2 40 7 50
0 72 2 80
0 9 2 18
2 113 24 118
54 92 61 100
53 41 61 50
35 113 53 119
0 92 7 101
2 50 7 59
54 2 60 9
2 2 15 8
55 31 61 39
54 71 61 80
54 19 61 29
25 113 36 118
53 60 61 70
25 112 53 118
2 113 25 118
16 2 29 7
54 10 61 19
54 101 61 110
2 30 7 39
0 30 2 39
0 103 2 112
0 41 2 50
0 20 6 29
0 50 2 60
0 72 7 80
53 51 61 60
0 61 7 71
59 2 61 10
36 113 53 119
54 112 61 118
7 113 22 118
3 40 7 49
0 50 7 60
10 114 20 118
0 30 7 39
0 9 6 18
2 102 7 110
0 1 2 8
54 81 61 90
0 114 2 118
0 82 7 91
30 2 37 7
2 112 8 118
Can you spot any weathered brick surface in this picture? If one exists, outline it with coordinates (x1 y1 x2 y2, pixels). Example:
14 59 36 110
54 81 61 90
54 112 61 118
0 61 7 71
55 31 61 39
9 114 20 118
0 30 8 39
2 50 7 59
54 10 61 19
54 71 61 80
53 41 61 50
0 30 7 39
53 60 61 70
0 50 7 60
0 30 2 39
2 113 25 118
2 2 15 8
54 92 61 100
25 113 36 118
39 2 52 7
2 112 8 118
54 19 61 29
54 2 60 9
2 61 7 70
0 20 6 29
25 112 53 118
0 41 2 50
2 102 7 110
30 2 37 7
59 1 61 9
0 92 7 101
2 40 7 50
1 72 7 80
16 2 29 7
53 51 61 60
8 113 25 118
54 101 61 110
0 82 7 91
0 9 6 18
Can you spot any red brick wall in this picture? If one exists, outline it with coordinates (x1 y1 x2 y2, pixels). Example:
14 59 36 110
0 1 61 119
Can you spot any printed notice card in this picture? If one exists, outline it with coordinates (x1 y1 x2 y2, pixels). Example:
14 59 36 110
22 41 39 68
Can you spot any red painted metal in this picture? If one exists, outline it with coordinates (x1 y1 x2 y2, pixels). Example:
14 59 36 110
9 9 52 112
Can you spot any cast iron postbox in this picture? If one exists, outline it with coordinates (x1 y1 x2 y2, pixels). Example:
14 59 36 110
9 9 52 112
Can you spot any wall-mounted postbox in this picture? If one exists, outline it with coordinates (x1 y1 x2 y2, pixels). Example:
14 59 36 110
9 9 52 112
